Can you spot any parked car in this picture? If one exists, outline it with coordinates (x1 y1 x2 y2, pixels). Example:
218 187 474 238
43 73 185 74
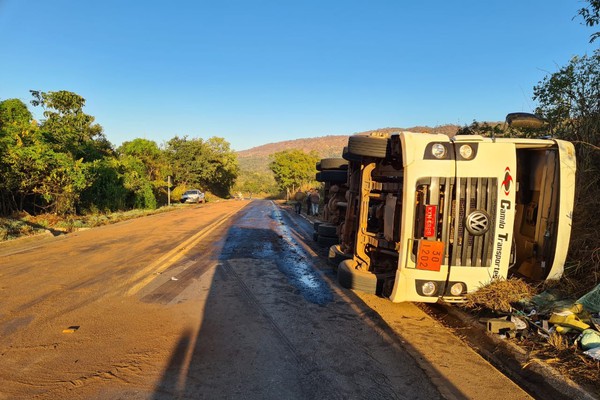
180 189 205 204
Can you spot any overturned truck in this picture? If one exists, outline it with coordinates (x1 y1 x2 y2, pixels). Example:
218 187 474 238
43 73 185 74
330 114 576 303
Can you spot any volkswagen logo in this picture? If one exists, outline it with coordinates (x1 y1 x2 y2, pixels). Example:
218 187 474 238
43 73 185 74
465 210 490 236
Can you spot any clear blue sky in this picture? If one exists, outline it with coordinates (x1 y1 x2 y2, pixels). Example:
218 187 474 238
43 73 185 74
0 1 596 151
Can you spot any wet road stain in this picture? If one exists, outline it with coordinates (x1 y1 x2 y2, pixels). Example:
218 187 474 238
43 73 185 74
220 203 333 305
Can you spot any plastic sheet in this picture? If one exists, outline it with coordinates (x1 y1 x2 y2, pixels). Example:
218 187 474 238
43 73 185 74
576 283 600 313
530 290 575 315
580 329 600 350
583 347 600 361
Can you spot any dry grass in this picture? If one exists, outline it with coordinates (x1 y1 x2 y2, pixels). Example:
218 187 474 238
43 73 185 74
462 278 537 313
522 336 600 388
0 206 181 243
562 165 600 295
546 332 570 351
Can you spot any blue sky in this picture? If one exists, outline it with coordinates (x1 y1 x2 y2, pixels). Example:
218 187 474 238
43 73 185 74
0 1 596 151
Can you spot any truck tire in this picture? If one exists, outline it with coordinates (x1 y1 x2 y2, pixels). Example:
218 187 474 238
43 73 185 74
506 112 545 129
319 170 347 184
337 260 385 295
347 135 389 158
317 235 338 247
320 158 349 170
342 146 362 162
317 223 337 237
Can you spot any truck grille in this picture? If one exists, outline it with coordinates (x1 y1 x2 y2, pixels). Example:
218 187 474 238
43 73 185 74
415 177 497 267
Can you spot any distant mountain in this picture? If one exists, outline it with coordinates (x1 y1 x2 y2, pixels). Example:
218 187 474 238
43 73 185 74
236 125 460 173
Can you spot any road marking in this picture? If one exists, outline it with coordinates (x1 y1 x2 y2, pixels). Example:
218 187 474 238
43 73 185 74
126 204 246 296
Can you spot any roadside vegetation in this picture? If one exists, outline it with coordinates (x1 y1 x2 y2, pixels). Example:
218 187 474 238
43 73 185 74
0 207 179 241
268 149 321 198
0 90 239 237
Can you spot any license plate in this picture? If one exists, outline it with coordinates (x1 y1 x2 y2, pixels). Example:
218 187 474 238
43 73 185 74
424 205 437 237
416 240 445 271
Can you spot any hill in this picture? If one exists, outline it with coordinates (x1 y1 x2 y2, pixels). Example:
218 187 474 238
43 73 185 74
236 125 460 173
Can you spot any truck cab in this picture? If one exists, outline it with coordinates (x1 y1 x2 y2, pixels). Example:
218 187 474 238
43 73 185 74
338 115 576 303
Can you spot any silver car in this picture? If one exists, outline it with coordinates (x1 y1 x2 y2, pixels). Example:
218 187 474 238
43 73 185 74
180 189 205 204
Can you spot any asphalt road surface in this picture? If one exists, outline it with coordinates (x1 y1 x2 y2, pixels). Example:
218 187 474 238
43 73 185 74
0 199 532 399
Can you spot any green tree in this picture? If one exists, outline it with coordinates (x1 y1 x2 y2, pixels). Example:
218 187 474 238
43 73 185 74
79 157 128 212
118 138 171 206
0 99 36 146
456 121 506 137
166 136 239 197
234 171 278 197
0 99 38 214
578 0 600 42
203 137 239 196
4 142 90 214
166 136 210 187
533 49 600 143
268 149 320 196
30 90 112 161
118 138 167 182
120 155 158 209
14 90 115 214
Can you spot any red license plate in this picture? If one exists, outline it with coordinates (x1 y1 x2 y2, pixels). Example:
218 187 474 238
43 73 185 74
424 205 437 237
416 240 445 271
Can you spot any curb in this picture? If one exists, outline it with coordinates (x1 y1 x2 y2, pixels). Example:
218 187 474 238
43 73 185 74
0 229 56 248
438 304 598 400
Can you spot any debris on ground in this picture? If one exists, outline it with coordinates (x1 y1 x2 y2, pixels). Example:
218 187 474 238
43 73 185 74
584 347 600 361
461 279 600 387
577 283 600 313
580 329 600 351
62 326 80 334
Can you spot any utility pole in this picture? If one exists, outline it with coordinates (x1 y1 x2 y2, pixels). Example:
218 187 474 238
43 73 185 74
167 176 171 206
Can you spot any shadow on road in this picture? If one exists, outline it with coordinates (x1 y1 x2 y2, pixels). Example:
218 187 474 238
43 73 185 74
149 200 463 399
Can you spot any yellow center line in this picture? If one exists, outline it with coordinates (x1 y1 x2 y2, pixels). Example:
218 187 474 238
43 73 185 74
126 203 247 296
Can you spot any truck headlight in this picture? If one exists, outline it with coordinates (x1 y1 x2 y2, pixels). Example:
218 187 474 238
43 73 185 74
459 144 473 160
421 281 437 296
431 144 446 159
450 282 465 296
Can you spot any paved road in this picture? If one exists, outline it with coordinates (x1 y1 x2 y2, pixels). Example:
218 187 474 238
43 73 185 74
0 200 531 399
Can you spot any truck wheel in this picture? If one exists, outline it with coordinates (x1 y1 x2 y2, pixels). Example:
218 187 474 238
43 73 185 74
317 223 337 237
319 170 347 184
320 158 349 170
317 235 339 247
342 146 362 162
337 259 384 295
347 135 389 158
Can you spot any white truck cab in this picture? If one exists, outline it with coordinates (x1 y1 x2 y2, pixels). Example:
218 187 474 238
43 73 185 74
337 115 576 303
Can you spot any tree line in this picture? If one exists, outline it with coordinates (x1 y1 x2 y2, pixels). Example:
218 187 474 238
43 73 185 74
0 90 239 216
